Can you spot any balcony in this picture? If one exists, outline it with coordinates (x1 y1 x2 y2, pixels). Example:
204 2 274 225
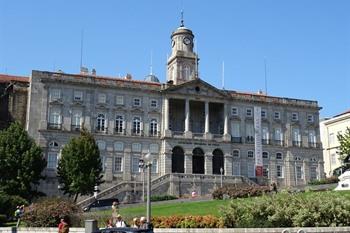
71 124 81 132
245 136 254 144
262 139 271 145
95 127 108 134
48 123 62 130
292 141 302 147
273 140 284 146
308 142 321 148
231 136 242 143
114 128 126 135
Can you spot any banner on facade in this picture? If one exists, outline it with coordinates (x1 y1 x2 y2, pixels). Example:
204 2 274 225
254 106 263 177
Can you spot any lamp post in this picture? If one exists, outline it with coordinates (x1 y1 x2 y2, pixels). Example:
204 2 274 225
220 167 223 188
143 152 153 229
138 158 145 202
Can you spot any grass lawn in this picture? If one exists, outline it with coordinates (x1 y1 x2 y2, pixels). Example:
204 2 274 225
86 190 350 223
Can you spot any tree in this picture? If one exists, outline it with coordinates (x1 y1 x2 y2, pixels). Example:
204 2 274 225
334 127 350 175
57 128 103 202
0 122 46 200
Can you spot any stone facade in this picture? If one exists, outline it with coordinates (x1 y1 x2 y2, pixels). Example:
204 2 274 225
320 110 350 176
26 22 324 197
0 74 29 130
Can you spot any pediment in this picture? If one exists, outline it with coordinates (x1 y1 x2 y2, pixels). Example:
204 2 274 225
163 79 228 99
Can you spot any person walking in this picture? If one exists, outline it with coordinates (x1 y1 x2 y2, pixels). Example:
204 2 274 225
111 200 119 224
115 214 126 228
58 217 69 233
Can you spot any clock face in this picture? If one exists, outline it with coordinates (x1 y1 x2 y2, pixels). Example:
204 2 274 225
171 40 175 48
183 37 191 45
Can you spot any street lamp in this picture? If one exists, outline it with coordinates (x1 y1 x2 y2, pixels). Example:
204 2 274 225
220 167 223 188
138 159 145 202
143 152 153 229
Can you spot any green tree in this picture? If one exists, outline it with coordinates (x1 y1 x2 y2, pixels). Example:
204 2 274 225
336 127 350 174
57 129 103 202
0 122 46 200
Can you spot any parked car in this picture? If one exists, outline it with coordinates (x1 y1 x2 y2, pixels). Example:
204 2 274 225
92 227 153 233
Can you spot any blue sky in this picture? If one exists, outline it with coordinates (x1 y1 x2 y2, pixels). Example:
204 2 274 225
0 0 349 118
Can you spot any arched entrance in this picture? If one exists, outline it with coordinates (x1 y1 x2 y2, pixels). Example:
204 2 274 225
192 147 204 174
212 149 224 175
172 146 184 173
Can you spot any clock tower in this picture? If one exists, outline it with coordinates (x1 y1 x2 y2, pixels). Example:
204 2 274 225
167 18 198 85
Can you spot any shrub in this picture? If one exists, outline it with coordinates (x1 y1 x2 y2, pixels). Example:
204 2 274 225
21 197 82 227
0 214 7 226
308 176 339 185
0 191 28 220
149 195 178 202
220 191 350 227
212 185 271 199
152 215 224 228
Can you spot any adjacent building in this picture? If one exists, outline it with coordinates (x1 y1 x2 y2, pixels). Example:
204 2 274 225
26 21 324 198
320 110 350 176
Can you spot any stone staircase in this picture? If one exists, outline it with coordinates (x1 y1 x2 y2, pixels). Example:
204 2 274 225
77 174 257 208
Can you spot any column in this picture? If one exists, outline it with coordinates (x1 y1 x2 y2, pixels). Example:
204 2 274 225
184 99 192 138
205 153 213 175
164 97 172 137
161 152 172 176
224 154 232 176
204 101 212 140
104 155 113 182
184 153 193 174
223 103 231 141
123 149 131 181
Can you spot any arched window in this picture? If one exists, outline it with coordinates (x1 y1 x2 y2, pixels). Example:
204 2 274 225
115 115 124 134
247 151 254 158
212 149 224 175
97 113 106 131
192 147 204 174
133 117 141 135
232 149 240 158
172 146 184 173
49 141 59 148
97 140 106 150
114 141 124 151
150 119 158 136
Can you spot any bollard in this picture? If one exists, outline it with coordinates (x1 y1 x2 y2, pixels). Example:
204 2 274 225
281 229 291 233
297 229 306 233
85 219 98 233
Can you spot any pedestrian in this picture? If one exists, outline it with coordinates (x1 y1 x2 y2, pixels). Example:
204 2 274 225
58 217 69 233
115 214 126 228
111 200 119 223
139 216 148 229
132 217 139 228
271 182 278 193
105 218 113 228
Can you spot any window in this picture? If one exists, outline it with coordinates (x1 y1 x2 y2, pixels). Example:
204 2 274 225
49 141 59 148
133 117 142 135
132 157 141 173
261 110 267 118
274 128 283 142
73 90 83 101
277 165 284 178
308 130 316 147
231 122 240 137
246 124 254 142
262 127 269 144
50 89 61 101
233 150 240 158
132 143 142 152
150 144 159 154
296 166 303 179
231 107 238 116
262 151 269 159
114 157 122 172
331 153 337 165
114 142 124 151
294 156 302 161
292 127 301 146
47 152 58 169
276 152 283 160
97 140 106 150
307 114 314 123
151 159 158 173
115 115 124 133
329 133 335 145
292 112 299 121
150 99 158 108
71 111 82 130
263 165 269 177
274 111 280 120
247 151 254 158
96 113 106 131
49 108 62 129
116 95 124 105
246 108 253 117
98 94 106 104
247 163 255 178
233 162 240 176
133 98 141 107
310 166 318 180
150 119 158 136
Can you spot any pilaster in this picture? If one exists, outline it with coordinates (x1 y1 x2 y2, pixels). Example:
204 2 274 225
224 154 232 175
184 153 192 174
205 153 213 175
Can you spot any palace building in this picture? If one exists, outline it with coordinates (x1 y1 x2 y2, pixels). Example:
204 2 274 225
26 21 324 201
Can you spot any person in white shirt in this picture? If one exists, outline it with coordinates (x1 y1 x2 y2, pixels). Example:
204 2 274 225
115 214 126 228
